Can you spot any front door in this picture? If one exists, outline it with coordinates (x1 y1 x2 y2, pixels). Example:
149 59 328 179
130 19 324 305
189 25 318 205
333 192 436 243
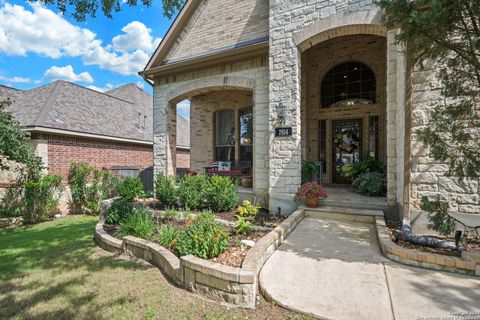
332 119 362 184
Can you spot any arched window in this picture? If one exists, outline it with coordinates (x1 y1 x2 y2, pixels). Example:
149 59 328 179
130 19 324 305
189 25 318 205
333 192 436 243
321 61 376 108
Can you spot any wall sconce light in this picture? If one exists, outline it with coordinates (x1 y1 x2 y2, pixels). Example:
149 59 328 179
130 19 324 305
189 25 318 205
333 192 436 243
276 102 287 125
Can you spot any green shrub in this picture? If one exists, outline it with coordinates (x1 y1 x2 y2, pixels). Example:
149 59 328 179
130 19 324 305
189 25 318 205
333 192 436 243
235 216 254 235
100 170 120 199
105 198 135 225
420 196 456 236
69 162 92 214
352 172 386 196
301 159 317 182
117 177 144 201
237 200 261 217
23 174 63 224
157 224 179 249
348 157 386 181
155 174 178 207
205 175 238 212
69 163 118 215
117 207 154 239
178 175 207 210
175 211 229 259
0 180 24 218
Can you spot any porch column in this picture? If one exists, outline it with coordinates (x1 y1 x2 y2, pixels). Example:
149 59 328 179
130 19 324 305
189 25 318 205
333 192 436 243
153 84 176 177
253 73 270 205
386 29 407 208
268 33 302 213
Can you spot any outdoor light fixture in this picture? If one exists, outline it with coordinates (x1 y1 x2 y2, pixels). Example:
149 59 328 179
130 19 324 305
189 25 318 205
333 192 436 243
455 230 462 247
276 102 287 125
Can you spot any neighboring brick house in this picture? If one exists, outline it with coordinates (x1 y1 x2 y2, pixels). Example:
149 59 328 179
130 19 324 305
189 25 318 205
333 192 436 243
140 0 479 224
0 81 190 185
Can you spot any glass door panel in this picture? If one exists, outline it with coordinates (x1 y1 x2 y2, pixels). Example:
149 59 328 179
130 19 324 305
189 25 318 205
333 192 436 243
332 119 362 183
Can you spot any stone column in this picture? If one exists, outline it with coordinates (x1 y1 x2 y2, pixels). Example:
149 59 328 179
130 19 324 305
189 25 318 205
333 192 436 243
153 84 170 177
386 29 407 208
30 139 48 174
253 71 270 206
268 21 302 214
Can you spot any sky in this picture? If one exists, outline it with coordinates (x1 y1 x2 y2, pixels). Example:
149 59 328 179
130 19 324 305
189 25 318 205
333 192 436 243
0 0 190 119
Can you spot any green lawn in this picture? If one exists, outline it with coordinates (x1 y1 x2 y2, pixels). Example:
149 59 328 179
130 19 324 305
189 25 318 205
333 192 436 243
0 216 306 320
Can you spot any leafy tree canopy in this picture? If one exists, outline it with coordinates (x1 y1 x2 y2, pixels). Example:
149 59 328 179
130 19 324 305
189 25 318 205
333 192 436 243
0 99 42 172
28 0 186 21
376 0 480 179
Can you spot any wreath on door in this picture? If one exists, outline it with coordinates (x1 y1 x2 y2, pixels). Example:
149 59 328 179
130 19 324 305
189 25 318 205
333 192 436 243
334 128 360 153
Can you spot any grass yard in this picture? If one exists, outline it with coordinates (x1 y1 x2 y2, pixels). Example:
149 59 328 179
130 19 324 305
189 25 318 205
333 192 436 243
0 215 308 320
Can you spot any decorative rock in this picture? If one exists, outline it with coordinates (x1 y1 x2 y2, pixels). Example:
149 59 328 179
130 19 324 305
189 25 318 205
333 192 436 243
241 240 256 250
54 213 63 218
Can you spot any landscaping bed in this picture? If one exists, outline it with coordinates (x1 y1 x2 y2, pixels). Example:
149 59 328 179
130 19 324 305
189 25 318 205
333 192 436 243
103 218 268 268
385 218 480 256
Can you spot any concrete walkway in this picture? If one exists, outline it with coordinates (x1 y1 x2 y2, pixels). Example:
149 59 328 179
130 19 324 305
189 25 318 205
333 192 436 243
259 217 480 320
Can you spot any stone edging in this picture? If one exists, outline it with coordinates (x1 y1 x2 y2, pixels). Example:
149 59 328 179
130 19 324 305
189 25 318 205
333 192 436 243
375 216 480 277
94 199 305 308
0 216 23 228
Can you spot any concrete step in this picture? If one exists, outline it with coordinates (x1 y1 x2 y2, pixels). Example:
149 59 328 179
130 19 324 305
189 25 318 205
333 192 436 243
322 198 388 211
301 205 384 223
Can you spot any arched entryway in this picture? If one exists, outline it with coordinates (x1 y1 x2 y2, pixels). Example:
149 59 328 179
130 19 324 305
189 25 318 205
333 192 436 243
300 33 387 185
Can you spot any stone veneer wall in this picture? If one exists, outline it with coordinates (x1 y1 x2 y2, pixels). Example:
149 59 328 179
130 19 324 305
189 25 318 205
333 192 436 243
408 64 480 221
153 57 269 200
165 0 269 62
189 90 253 173
268 2 387 212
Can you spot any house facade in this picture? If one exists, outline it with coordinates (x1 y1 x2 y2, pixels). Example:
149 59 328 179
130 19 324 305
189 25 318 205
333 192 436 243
141 0 480 220
0 81 190 199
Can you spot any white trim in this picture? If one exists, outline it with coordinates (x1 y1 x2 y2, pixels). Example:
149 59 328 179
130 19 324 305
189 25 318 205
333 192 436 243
24 126 154 146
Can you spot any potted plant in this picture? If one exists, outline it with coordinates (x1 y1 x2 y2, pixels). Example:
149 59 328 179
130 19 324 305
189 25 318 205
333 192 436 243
241 167 253 188
296 181 328 208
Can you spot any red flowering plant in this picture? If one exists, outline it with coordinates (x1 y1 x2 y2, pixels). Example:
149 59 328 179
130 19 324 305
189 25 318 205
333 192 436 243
295 181 328 200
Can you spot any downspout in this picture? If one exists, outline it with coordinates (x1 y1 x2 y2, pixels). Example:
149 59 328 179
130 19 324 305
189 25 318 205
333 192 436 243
400 41 457 250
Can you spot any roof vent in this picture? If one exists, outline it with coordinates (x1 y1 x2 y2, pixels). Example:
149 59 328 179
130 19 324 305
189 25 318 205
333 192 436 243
136 112 147 131
55 111 65 124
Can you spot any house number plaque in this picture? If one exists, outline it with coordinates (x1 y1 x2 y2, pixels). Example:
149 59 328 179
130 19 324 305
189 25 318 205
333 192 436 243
275 127 292 137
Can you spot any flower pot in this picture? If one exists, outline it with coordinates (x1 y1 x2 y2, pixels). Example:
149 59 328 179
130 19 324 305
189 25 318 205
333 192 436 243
305 197 319 208
241 176 253 188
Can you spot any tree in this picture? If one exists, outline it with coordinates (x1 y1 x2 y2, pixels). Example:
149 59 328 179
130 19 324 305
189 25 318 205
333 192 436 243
29 0 186 22
0 99 42 173
376 0 480 236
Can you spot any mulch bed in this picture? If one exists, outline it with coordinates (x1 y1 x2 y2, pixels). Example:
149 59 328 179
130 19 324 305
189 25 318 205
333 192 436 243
216 209 287 228
385 218 480 256
104 220 268 268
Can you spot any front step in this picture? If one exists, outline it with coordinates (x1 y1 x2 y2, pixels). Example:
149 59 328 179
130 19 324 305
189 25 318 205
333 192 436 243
301 205 384 223
322 198 388 211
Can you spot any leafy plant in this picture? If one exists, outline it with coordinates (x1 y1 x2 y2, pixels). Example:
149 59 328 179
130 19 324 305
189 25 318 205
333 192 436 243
420 196 456 236
237 200 261 217
23 175 63 224
205 175 238 212
174 211 229 259
100 170 120 199
157 224 179 250
352 172 386 197
117 207 155 239
348 157 386 182
235 216 254 235
301 160 317 182
178 175 207 210
105 198 135 225
0 99 42 172
117 176 144 201
296 181 328 200
155 174 178 207
68 162 92 214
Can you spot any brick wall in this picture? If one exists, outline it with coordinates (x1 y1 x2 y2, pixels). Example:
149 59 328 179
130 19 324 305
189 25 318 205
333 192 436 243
33 133 153 180
176 148 190 169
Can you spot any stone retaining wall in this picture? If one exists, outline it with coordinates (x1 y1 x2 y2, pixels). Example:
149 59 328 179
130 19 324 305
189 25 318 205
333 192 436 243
375 216 480 276
94 199 305 308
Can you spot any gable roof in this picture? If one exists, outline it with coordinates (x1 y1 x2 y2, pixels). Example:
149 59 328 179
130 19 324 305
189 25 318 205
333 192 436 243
141 0 269 79
3 81 153 143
